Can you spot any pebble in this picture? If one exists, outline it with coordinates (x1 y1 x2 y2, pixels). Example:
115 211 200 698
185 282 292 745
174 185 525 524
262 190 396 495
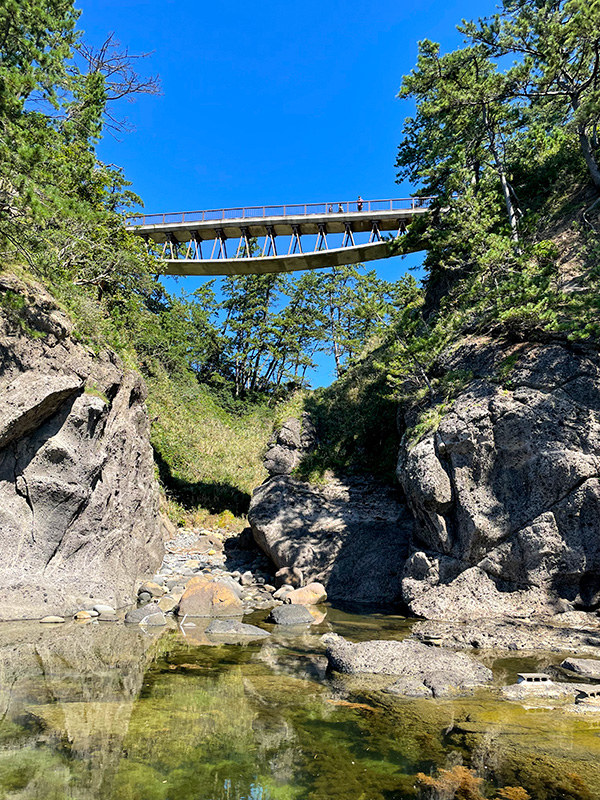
40 616 65 624
158 596 178 613
154 527 283 618
98 613 119 622
74 611 92 621
93 604 116 615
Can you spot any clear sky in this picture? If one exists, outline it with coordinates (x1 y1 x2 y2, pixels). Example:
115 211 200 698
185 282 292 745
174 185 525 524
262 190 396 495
78 0 498 386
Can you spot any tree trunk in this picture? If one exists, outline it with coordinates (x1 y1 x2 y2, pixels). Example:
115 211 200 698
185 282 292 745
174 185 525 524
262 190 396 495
483 104 520 242
578 122 600 191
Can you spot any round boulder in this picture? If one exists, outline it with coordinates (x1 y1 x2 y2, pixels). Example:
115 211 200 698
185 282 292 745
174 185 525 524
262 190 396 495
267 605 315 625
285 582 327 605
124 604 167 626
177 575 244 618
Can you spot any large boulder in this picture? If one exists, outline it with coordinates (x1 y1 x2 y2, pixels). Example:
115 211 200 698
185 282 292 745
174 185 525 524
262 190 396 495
176 575 244 617
322 633 492 697
0 275 166 620
249 474 413 604
398 341 600 620
263 415 317 476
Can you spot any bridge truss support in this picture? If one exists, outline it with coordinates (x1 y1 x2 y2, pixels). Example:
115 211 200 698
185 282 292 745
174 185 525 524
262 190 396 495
127 201 429 276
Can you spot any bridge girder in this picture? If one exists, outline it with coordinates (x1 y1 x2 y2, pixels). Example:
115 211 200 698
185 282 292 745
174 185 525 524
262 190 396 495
126 201 430 275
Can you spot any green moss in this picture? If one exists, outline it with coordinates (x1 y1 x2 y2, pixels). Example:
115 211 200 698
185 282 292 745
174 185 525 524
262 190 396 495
84 381 110 405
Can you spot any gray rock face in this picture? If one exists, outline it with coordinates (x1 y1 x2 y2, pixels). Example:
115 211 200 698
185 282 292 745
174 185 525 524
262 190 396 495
0 275 165 620
412 615 600 653
267 604 314 625
560 657 600 680
398 342 600 620
263 414 317 476
249 474 412 603
322 633 492 697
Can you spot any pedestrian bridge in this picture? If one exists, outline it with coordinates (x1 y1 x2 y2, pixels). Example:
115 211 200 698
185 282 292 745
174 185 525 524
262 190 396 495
125 197 432 276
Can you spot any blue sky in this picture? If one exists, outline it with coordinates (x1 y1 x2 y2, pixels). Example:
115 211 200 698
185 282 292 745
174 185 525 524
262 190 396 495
79 0 497 386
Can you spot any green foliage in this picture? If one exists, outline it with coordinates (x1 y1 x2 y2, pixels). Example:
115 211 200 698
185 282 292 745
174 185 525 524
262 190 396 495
0 287 45 338
297 343 402 482
386 0 600 438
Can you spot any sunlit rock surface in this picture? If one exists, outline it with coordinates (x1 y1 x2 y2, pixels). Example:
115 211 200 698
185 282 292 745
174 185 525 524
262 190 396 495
399 341 600 620
0 275 165 619
249 474 412 603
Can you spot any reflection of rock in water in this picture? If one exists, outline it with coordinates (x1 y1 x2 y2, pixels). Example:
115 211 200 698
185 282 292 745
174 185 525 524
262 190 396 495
0 621 161 799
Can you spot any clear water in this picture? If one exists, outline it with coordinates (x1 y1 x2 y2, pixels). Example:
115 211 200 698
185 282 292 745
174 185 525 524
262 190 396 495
0 608 598 800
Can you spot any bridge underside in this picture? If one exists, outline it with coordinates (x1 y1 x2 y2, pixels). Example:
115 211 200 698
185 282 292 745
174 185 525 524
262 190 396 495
160 240 408 276
127 204 428 276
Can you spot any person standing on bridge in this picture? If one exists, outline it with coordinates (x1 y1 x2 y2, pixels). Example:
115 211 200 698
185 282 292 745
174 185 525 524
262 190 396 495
337 203 344 213
357 195 363 211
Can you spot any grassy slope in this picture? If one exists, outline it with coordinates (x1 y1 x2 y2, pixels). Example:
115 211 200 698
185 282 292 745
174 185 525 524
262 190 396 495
147 375 304 526
1 263 305 530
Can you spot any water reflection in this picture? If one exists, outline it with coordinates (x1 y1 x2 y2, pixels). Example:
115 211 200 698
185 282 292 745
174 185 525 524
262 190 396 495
0 615 597 799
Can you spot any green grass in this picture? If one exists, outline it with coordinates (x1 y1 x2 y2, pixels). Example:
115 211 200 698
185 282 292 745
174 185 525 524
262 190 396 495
147 374 304 523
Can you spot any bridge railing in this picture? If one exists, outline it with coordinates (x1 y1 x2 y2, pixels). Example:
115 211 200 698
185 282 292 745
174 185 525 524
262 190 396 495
125 197 435 227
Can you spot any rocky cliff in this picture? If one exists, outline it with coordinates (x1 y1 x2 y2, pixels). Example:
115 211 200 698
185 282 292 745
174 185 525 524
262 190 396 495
250 339 600 622
0 274 165 620
399 339 600 620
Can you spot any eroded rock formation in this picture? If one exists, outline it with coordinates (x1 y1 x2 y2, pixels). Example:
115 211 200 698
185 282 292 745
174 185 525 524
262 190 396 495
399 340 600 620
0 274 165 619
251 340 600 622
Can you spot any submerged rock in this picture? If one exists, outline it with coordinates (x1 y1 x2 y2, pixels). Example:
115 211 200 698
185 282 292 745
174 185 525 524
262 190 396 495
321 633 492 697
205 619 270 638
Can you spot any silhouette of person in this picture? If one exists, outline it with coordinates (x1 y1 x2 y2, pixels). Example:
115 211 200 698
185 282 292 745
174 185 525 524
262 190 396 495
328 204 333 213
357 195 363 211
338 204 344 213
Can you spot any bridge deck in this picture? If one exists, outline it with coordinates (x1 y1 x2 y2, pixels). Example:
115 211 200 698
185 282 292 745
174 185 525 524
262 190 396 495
127 207 429 243
125 197 430 275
